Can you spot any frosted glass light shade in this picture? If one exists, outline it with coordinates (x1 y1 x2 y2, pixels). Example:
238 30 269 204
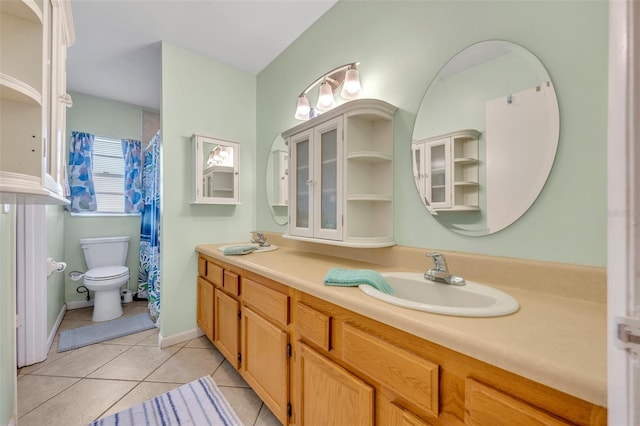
316 81 335 110
295 95 310 120
341 68 362 99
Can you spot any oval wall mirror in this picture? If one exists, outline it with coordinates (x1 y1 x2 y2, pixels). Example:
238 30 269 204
265 135 289 225
412 40 559 236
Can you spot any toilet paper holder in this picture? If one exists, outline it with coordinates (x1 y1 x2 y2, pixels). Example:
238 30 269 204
46 257 67 278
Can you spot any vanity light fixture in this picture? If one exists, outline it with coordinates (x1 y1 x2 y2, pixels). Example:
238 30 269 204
294 62 362 120
316 79 335 110
341 64 362 99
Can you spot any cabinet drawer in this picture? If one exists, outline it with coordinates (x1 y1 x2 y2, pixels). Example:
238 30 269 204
342 323 439 417
223 270 240 296
206 261 223 286
465 378 571 425
243 278 289 327
198 257 207 277
295 303 331 351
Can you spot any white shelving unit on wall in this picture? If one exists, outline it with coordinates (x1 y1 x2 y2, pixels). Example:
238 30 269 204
412 129 481 212
0 0 75 205
283 98 397 248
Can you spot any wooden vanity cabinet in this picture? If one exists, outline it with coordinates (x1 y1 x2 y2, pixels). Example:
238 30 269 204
291 291 606 426
296 341 374 426
196 277 214 341
196 256 606 426
196 255 242 369
240 273 291 425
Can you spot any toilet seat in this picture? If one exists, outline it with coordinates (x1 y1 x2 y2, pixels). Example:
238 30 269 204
85 266 129 281
84 266 129 288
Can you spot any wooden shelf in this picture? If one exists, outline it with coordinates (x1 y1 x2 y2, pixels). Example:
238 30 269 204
346 151 392 162
0 0 42 23
0 74 41 105
347 194 392 201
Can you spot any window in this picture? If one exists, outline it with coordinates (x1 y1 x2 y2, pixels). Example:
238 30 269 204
92 135 125 213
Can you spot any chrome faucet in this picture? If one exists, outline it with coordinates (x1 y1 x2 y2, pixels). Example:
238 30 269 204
250 231 270 247
424 253 465 286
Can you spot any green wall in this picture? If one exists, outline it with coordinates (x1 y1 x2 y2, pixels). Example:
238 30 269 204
256 0 608 267
64 92 149 304
160 42 256 337
0 206 15 425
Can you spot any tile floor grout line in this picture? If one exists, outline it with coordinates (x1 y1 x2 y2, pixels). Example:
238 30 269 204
17 301 281 426
16 376 82 421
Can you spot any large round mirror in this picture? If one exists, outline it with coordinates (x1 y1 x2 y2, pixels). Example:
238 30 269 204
412 40 559 236
265 135 289 225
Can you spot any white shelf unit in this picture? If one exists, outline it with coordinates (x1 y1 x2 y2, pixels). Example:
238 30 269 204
0 0 74 205
283 98 397 248
191 134 240 205
413 129 480 212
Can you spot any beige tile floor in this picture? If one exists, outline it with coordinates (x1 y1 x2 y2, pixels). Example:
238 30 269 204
17 301 280 426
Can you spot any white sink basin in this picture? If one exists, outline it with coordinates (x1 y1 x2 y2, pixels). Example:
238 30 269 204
359 272 519 317
218 243 278 253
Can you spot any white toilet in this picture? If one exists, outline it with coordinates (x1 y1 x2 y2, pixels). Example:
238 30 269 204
80 236 130 322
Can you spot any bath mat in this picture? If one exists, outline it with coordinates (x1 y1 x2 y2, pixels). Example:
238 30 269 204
57 313 156 352
88 375 242 426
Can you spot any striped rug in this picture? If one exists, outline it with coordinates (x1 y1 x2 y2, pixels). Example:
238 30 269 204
89 375 243 426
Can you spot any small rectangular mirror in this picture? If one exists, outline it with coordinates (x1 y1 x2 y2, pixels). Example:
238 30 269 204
191 134 240 204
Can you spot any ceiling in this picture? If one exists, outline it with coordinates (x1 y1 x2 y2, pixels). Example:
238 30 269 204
67 0 338 110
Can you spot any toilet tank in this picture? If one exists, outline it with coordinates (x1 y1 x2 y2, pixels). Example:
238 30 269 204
80 236 130 270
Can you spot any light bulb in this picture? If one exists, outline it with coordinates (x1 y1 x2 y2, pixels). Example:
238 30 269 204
316 81 335 110
341 67 362 99
294 95 310 120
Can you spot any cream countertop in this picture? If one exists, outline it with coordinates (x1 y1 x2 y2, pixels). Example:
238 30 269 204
195 244 607 408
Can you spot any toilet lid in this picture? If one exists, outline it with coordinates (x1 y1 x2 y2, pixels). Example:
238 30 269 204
85 266 129 281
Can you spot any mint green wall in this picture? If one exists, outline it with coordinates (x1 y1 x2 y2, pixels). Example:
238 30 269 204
0 206 16 425
160 43 256 337
46 205 66 333
256 0 607 267
64 92 149 304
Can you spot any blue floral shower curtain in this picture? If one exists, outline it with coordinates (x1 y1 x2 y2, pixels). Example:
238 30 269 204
67 131 97 212
138 131 161 323
121 139 144 213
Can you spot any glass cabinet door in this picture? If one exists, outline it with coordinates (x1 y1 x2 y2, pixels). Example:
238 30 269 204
427 138 451 209
290 129 313 237
191 135 240 204
313 117 343 240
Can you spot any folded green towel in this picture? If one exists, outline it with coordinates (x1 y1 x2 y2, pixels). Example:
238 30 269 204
323 268 394 295
222 245 258 256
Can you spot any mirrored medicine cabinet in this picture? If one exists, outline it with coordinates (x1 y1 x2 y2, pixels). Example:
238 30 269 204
191 134 240 204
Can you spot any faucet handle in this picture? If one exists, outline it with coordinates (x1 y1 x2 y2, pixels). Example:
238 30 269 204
426 252 448 272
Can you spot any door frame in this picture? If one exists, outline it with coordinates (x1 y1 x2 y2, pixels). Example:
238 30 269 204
607 0 639 424
15 204 48 367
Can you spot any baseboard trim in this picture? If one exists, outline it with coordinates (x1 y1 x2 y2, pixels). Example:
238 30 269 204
66 299 94 310
46 303 66 353
159 327 204 348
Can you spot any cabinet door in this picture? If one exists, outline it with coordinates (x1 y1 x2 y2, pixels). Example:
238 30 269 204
412 143 427 205
192 135 240 204
196 277 214 342
426 138 451 209
289 129 314 237
313 116 343 240
295 342 373 426
214 288 240 369
384 401 432 426
465 378 571 425
241 306 289 424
